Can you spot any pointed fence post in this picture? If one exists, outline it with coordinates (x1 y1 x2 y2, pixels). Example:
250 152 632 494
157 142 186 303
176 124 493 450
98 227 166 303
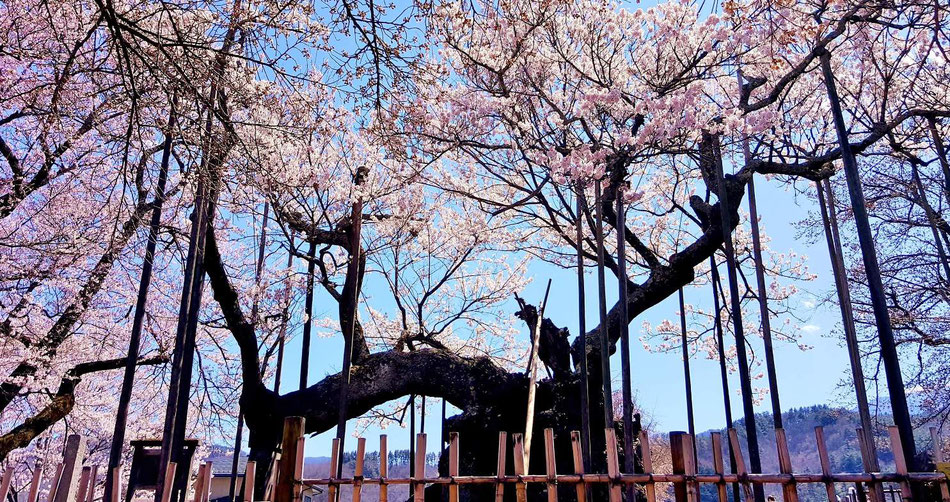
856 428 881 502
0 467 13 502
775 429 799 502
27 463 43 502
413 434 427 502
495 432 507 502
513 433 527 502
570 432 586 502
543 429 557 502
159 463 177 502
888 426 912 502
712 432 729 502
604 429 622 502
109 466 121 502
352 438 366 502
275 417 304 502
242 462 255 502
55 435 85 502
327 439 339 502
84 466 97 502
48 463 65 502
448 432 460 502
379 435 388 502
639 431 657 502
815 427 838 502
728 429 753 502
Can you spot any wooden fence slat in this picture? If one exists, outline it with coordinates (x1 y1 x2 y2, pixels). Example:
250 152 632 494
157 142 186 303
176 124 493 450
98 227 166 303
202 462 214 502
888 426 913 502
109 466 121 502
604 429 622 502
414 433 427 502
75 467 91 502
48 462 65 502
495 432 507 502
728 429 753 502
684 434 699 502
275 417 304 502
711 432 728 502
243 461 255 502
352 437 366 502
190 464 205 502
513 433 527 502
0 467 14 502
265 453 279 502
84 466 97 502
570 432 586 502
449 432 460 502
328 438 339 502
159 463 177 502
639 431 657 502
775 428 799 502
55 436 85 502
27 463 44 502
379 435 388 502
814 427 838 502
856 428 881 502
543 429 557 502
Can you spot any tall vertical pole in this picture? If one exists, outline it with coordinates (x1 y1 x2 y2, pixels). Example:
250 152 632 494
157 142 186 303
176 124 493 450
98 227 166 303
335 186 364 478
816 180 881 479
576 184 592 472
300 240 317 390
737 68 784 428
105 98 177 502
711 134 765 502
614 189 635 498
678 288 697 462
594 180 615 428
820 52 918 469
711 259 740 502
409 395 416 478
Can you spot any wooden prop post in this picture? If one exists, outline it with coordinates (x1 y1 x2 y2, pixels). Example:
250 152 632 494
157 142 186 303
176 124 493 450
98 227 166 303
413 433 426 502
523 280 552 468
379 435 388 502
712 432 729 502
728 429 753 502
448 432 460 502
495 432 507 502
327 439 339 502
775 428 799 502
604 429 622 502
814 427 838 502
570 431 586 502
0 467 13 502
55 435 85 502
27 463 43 502
640 431 657 502
242 462 255 502
513 434 527 502
352 438 366 502
543 429 557 502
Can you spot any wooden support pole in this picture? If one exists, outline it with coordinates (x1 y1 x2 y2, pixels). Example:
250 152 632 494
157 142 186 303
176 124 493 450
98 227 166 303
28 463 43 502
414 433 427 502
352 438 366 502
201 462 213 502
640 430 657 502
888 426 913 501
604 429 622 502
543 429 557 502
570 432 587 502
728 429 753 502
712 432 729 502
379 435 388 502
190 464 205 502
495 432 507 502
449 432 460 502
327 439 339 502
513 433 527 502
275 417 304 502
856 428 881 502
159 463 177 502
575 187 592 473
593 179 615 429
242 462 255 502
524 280 552 468
775 429 799 502
264 455 278 502
815 427 838 502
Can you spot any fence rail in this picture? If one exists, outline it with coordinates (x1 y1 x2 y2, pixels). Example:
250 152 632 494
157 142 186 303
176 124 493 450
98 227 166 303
270 417 950 502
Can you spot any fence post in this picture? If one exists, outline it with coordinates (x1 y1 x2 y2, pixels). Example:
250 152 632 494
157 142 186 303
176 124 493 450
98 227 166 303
495 432 507 502
190 463 206 502
76 467 91 502
109 466 121 502
543 429 557 502
27 463 43 502
513 433 527 502
857 428 883 502
275 417 304 502
728 429 754 502
352 437 366 502
570 431 586 502
0 467 13 502
711 432 728 502
55 435 85 502
639 431 657 502
201 461 213 502
414 433 427 502
931 428 950 502
775 428 799 502
327 438 339 502
671 432 688 502
159 463 177 502
449 432 460 502
604 429 622 502
242 462 255 502
888 426 912 502
49 462 65 502
379 435 388 502
814 427 838 502
84 466 97 502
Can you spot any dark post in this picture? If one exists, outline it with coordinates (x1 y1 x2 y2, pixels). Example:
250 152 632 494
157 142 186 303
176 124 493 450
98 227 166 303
678 289 697 462
300 239 317 390
273 235 295 393
106 98 176 502
710 133 765 502
712 259 740 502
614 189 635 500
594 180 615 427
819 51 918 469
576 184 592 472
